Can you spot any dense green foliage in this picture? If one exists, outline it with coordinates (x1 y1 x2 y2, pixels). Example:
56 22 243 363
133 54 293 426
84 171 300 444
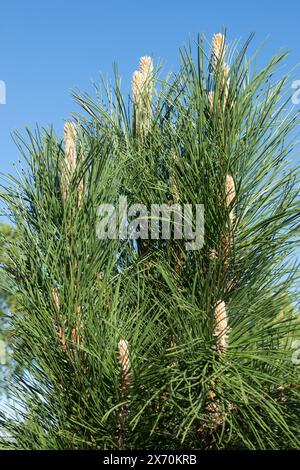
0 34 299 449
0 223 17 394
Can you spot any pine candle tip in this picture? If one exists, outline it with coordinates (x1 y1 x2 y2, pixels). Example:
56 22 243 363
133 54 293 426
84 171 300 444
64 121 77 140
214 300 229 352
132 70 144 102
226 174 236 227
132 56 154 137
209 248 218 261
226 175 235 206
212 33 225 59
118 339 130 373
139 56 153 75
61 120 80 202
208 91 214 111
64 121 77 170
223 63 230 77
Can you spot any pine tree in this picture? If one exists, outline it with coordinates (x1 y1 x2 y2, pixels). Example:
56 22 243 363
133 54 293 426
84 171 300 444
0 33 299 450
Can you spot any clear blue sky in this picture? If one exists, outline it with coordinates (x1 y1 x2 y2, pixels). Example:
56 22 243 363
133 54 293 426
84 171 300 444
0 0 300 178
